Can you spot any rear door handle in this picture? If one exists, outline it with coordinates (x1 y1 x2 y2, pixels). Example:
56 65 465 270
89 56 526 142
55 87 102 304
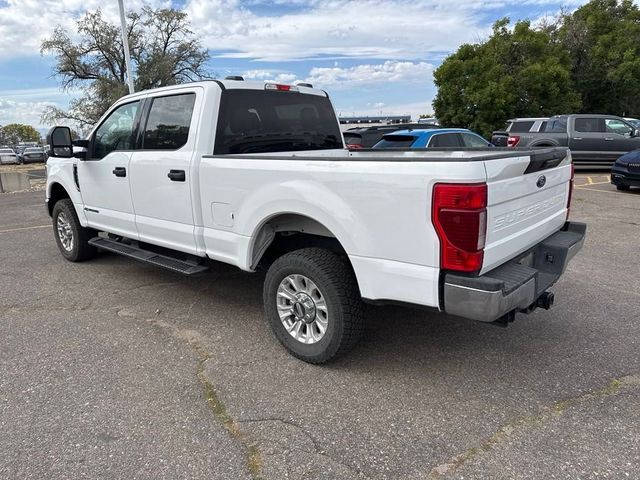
168 169 186 182
605 137 614 141
112 167 126 177
572 137 583 140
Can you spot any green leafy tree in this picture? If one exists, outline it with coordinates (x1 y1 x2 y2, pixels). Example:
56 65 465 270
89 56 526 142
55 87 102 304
433 18 581 137
0 124 42 145
556 0 640 116
41 7 211 129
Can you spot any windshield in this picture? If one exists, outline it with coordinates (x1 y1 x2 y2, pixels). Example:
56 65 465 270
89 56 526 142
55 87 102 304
214 89 343 154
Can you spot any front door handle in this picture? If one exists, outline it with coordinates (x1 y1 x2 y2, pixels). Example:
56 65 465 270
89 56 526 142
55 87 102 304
112 167 126 177
168 169 186 182
604 137 614 141
572 137 583 141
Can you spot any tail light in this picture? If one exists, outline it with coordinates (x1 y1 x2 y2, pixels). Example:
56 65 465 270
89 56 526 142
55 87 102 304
566 163 574 219
507 135 520 147
432 183 487 273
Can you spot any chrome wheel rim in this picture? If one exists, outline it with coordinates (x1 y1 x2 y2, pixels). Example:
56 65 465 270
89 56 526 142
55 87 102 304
276 274 328 344
56 212 74 252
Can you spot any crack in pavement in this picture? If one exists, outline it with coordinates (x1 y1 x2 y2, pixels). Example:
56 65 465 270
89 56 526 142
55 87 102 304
144 317 265 480
239 417 367 479
427 374 640 479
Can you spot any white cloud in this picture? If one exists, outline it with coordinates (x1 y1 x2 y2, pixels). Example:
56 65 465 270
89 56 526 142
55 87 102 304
0 0 170 59
184 0 588 62
185 0 491 61
306 61 433 89
242 61 432 89
0 98 54 127
242 69 298 84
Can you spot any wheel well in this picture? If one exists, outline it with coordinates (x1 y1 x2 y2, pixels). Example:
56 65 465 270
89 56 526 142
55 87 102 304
48 183 70 216
251 214 348 270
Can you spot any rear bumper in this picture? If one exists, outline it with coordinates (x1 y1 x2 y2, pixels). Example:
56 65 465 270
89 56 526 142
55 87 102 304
443 221 586 323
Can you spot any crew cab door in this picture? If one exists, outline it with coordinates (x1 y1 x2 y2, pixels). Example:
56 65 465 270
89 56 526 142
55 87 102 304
77 100 141 239
129 90 200 254
604 118 640 156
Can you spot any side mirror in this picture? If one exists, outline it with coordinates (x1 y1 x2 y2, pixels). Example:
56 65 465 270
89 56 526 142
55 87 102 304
633 128 639 138
46 126 73 158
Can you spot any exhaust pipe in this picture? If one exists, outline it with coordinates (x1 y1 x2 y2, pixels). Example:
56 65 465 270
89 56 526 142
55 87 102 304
536 291 555 310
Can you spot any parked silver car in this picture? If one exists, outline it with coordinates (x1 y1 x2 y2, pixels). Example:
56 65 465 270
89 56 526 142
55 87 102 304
0 148 19 165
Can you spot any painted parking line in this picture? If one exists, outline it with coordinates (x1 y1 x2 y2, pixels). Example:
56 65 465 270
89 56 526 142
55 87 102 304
574 175 611 188
0 224 50 234
574 186 619 194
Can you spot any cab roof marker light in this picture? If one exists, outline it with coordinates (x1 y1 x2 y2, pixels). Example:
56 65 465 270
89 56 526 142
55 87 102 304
265 83 299 92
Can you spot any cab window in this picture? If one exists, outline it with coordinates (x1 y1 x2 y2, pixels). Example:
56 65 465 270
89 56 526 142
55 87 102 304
141 93 196 150
92 101 140 159
574 118 604 133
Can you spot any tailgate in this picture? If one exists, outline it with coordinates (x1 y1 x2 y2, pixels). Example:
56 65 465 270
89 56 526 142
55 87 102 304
481 149 572 274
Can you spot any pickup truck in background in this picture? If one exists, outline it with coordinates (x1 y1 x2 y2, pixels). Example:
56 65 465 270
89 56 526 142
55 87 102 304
491 117 548 147
45 79 585 363
507 114 640 164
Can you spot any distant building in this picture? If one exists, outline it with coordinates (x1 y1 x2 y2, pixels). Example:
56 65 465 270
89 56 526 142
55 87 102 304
339 115 411 125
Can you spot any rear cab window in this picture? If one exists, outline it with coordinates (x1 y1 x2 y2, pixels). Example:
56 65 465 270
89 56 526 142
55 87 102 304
509 121 535 133
214 89 342 154
141 93 196 150
545 118 568 133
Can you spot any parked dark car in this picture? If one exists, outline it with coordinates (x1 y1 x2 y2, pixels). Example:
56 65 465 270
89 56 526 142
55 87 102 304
343 123 438 150
611 149 640 191
18 147 46 163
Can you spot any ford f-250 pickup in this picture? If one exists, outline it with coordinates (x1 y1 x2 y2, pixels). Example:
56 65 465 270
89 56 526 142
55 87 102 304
506 114 640 165
45 78 586 363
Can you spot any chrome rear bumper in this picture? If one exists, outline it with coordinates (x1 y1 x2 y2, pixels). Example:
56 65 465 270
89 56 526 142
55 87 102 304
443 222 586 323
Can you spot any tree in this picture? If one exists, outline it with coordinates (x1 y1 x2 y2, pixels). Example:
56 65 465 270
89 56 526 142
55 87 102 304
0 124 42 145
556 0 640 116
433 18 581 137
41 7 211 130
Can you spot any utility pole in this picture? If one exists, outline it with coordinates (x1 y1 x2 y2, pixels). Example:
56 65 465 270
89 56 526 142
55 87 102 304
118 0 135 94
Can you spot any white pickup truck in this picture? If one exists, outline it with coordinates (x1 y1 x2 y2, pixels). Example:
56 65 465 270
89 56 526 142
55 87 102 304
45 79 586 363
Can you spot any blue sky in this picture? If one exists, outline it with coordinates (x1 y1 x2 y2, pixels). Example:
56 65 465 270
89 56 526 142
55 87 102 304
0 0 586 131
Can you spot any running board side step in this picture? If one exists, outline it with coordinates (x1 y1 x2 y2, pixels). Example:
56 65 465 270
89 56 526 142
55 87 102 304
88 237 209 276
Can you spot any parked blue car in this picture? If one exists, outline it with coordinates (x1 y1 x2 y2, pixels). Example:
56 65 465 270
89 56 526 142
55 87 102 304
372 128 493 149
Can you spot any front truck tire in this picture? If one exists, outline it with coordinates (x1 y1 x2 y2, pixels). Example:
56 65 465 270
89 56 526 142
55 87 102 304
263 248 365 364
52 198 97 262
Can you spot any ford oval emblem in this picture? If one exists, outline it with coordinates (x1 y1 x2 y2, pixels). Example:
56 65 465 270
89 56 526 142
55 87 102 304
537 175 547 188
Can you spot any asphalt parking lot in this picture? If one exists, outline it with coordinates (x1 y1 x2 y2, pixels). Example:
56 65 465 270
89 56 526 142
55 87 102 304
1 172 639 479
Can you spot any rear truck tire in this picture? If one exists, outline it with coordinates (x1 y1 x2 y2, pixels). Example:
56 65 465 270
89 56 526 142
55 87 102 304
52 198 97 262
616 185 630 191
263 247 364 364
